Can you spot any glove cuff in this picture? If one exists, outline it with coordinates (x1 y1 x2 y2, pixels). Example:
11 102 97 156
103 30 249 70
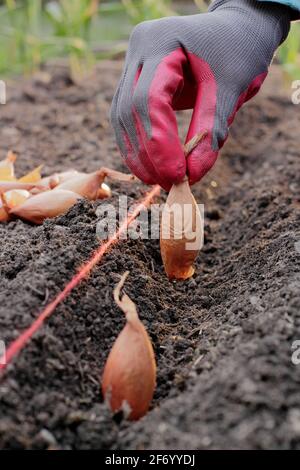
209 0 292 45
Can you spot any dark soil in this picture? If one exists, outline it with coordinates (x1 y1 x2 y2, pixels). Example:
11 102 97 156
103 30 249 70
0 62 299 450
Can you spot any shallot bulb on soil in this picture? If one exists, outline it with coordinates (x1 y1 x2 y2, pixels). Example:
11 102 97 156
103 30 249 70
102 272 156 421
55 171 105 200
55 168 136 200
10 189 82 224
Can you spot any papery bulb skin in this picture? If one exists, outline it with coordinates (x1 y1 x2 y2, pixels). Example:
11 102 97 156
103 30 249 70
160 180 203 280
18 165 43 184
0 151 16 181
100 168 137 183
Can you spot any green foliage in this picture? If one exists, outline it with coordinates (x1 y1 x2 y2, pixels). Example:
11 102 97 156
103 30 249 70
193 0 208 12
0 0 299 82
45 0 98 39
1 0 44 74
0 0 179 77
0 0 99 78
278 22 300 81
121 0 174 23
45 0 98 79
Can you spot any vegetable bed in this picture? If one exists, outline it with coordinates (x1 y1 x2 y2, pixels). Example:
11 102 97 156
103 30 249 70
0 61 299 450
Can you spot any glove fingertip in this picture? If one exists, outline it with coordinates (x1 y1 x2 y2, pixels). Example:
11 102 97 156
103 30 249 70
155 158 187 191
187 145 219 186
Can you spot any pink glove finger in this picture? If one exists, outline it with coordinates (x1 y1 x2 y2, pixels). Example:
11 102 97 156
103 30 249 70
132 49 189 191
112 64 162 185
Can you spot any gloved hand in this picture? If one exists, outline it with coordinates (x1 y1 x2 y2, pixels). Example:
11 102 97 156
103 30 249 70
111 0 291 190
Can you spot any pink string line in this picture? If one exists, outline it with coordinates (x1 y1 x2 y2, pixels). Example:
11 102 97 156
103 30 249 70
0 185 160 375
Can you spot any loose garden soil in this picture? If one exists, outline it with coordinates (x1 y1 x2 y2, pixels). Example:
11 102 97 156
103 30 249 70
0 61 299 449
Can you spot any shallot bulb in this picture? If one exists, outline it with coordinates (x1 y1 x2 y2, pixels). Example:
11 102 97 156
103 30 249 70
55 171 105 200
10 189 82 224
102 272 156 421
160 180 203 280
55 168 136 200
160 133 207 280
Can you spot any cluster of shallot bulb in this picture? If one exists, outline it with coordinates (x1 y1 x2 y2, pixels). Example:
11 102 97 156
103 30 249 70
0 151 136 224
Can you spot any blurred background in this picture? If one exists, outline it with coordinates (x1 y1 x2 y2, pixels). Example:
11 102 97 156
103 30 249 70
0 0 299 81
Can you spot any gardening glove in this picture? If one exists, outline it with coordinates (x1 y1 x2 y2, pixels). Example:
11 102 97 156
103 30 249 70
111 0 292 190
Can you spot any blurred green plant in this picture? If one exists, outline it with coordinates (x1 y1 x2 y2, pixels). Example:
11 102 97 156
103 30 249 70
1 0 299 83
121 0 174 23
193 0 207 12
46 0 98 38
1 0 44 74
0 0 177 77
0 0 99 78
45 0 98 79
278 22 300 81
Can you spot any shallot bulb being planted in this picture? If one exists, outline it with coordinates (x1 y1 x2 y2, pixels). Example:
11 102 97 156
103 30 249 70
102 272 156 421
160 134 206 280
160 180 203 280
